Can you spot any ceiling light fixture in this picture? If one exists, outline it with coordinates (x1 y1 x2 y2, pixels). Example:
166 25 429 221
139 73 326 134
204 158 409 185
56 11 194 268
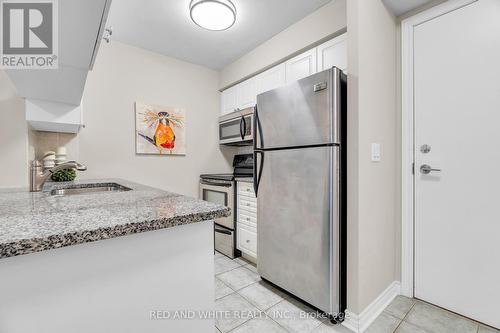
189 0 236 31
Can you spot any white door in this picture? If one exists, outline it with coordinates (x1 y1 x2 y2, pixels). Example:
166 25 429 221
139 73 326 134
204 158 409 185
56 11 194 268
317 33 347 72
414 0 500 329
285 48 317 83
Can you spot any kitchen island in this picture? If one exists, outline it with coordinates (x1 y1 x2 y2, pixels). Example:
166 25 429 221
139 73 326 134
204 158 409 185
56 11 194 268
0 179 229 333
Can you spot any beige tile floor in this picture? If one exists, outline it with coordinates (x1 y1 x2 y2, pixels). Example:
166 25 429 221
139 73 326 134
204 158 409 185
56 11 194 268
214 252 351 333
214 252 500 333
366 296 500 333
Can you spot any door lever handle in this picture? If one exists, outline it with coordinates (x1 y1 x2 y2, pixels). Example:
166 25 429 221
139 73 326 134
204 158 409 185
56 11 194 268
420 164 441 174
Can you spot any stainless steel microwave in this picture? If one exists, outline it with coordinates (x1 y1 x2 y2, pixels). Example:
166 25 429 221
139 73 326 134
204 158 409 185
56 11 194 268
219 107 254 146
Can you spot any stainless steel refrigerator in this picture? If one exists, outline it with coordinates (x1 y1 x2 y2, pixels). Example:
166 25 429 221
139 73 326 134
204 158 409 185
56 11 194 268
253 67 347 323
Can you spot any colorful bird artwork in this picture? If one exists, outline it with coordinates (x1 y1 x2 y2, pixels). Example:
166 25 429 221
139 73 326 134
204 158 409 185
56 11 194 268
135 103 186 155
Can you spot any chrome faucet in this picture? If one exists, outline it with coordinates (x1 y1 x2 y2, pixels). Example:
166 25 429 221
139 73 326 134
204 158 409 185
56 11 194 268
30 160 87 192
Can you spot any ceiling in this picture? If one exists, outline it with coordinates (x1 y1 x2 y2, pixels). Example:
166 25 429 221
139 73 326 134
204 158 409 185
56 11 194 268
107 0 333 70
382 0 436 16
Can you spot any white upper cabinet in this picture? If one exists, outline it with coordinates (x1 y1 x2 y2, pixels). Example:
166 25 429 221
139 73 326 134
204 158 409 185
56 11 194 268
5 0 112 106
285 48 317 83
317 33 347 72
220 34 347 116
221 77 257 115
236 77 257 109
25 99 83 134
5 0 111 133
221 85 238 115
255 63 286 96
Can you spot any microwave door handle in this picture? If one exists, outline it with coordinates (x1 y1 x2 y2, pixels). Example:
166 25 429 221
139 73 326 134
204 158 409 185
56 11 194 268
241 116 247 139
240 116 245 140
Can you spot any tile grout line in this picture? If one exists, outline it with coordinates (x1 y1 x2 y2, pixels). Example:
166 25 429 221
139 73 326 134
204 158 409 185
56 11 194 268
214 260 245 277
262 299 294 333
406 299 485 333
216 256 293 333
216 275 235 291
265 298 324 333
214 256 256 277
216 267 262 292
214 292 259 332
392 300 418 333
235 283 284 313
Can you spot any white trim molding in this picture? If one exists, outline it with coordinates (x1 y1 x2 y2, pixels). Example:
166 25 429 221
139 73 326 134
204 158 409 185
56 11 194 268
400 0 477 299
342 281 401 333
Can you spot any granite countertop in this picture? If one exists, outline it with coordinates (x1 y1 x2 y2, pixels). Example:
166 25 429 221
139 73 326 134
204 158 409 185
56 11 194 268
0 179 230 259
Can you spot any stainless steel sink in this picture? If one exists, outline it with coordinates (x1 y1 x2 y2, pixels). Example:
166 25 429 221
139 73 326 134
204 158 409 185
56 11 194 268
50 183 132 196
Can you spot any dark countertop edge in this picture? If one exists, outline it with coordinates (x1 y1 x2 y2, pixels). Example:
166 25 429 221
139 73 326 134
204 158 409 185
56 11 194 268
0 207 230 260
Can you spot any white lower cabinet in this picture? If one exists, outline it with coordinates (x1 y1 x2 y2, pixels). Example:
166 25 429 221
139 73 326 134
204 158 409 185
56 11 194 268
236 182 257 260
237 224 257 258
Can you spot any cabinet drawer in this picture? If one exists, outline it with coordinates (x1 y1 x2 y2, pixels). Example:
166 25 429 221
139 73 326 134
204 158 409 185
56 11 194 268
238 211 257 227
238 205 256 218
238 198 257 212
237 225 257 257
238 194 256 204
237 182 256 198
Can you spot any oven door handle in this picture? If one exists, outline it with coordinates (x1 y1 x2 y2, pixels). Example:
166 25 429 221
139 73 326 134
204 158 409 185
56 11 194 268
200 180 232 187
215 227 232 235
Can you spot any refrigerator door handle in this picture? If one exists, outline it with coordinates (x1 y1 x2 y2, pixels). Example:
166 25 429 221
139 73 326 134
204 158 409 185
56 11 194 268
253 105 264 149
253 150 264 196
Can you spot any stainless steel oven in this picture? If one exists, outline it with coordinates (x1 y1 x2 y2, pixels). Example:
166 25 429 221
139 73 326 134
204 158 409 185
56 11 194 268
200 154 254 259
219 107 254 146
199 177 237 258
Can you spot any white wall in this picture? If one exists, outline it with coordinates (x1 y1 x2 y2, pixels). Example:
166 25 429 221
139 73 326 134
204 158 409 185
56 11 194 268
78 41 233 197
219 0 347 89
347 0 398 314
0 71 28 188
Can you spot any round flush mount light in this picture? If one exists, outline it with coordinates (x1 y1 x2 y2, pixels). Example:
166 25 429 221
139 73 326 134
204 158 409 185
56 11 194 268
190 0 236 31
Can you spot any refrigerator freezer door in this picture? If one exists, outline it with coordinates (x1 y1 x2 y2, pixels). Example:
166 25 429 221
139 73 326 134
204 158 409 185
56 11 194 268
256 146 340 314
255 68 342 149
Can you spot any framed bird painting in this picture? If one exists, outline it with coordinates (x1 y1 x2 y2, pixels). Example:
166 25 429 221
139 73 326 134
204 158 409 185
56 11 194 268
135 102 186 155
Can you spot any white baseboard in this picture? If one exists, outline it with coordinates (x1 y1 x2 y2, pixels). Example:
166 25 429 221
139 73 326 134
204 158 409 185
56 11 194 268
342 281 401 333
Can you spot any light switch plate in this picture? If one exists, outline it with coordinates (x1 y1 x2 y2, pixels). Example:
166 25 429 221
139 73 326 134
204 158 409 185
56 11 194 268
371 143 381 162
